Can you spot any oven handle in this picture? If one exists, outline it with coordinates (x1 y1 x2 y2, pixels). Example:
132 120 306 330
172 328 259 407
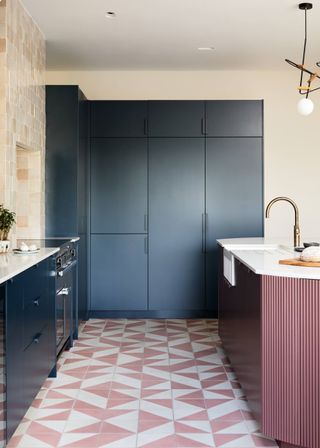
57 287 71 296
57 260 77 277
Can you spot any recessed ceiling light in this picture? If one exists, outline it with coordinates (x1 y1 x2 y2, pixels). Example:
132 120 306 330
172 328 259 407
198 47 214 51
105 11 116 19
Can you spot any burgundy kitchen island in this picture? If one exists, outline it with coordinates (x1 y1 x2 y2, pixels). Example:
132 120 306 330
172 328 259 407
218 238 320 448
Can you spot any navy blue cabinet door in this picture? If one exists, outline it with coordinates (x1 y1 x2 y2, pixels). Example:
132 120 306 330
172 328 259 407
90 235 148 310
148 101 205 137
91 138 148 234
46 86 78 236
149 138 205 311
91 101 147 137
206 100 263 137
206 138 263 312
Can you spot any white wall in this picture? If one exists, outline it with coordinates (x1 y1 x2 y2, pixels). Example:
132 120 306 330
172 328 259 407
46 70 320 243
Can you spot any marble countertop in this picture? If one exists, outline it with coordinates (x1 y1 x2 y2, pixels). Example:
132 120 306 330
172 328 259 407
0 237 80 286
0 247 60 285
217 237 320 279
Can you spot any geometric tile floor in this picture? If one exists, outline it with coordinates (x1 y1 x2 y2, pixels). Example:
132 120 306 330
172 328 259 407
8 319 278 447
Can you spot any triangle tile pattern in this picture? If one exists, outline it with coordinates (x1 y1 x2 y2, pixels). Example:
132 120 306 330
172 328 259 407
7 319 277 447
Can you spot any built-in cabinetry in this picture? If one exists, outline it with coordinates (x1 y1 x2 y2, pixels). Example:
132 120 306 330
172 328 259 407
89 99 263 316
5 257 56 441
46 86 89 321
46 92 264 317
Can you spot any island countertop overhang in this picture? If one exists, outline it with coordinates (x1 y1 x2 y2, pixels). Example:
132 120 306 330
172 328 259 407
217 237 320 280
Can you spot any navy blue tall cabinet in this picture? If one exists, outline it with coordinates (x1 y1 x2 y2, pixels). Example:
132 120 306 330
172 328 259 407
45 85 89 320
89 99 263 317
90 101 148 313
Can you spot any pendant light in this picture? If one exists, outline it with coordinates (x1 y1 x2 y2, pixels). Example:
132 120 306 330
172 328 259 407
285 3 320 115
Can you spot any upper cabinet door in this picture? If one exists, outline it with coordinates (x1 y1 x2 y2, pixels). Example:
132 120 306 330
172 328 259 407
91 138 148 234
148 101 205 137
91 101 148 137
206 100 263 137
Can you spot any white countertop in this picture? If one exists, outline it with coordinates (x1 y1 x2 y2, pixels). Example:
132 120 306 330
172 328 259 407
0 247 60 285
217 237 320 280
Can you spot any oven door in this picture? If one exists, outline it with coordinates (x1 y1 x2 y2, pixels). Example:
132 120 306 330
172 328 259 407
56 288 65 350
56 260 76 355
56 283 72 354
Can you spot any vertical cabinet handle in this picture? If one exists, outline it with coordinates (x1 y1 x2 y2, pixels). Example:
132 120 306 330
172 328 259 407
33 332 42 344
144 237 148 255
202 213 208 253
144 214 148 232
201 118 207 135
144 118 148 136
202 214 205 253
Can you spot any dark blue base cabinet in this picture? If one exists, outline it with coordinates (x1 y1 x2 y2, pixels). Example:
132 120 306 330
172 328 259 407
5 257 56 442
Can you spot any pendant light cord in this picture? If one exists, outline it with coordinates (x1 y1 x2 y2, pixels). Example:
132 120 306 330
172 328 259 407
299 8 308 96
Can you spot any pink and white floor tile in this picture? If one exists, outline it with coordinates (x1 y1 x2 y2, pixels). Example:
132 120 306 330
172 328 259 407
7 319 278 448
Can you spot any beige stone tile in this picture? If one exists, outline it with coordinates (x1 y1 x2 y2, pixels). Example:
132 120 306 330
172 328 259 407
17 216 28 228
17 168 28 180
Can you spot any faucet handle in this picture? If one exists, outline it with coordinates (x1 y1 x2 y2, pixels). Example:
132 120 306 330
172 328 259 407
294 225 301 247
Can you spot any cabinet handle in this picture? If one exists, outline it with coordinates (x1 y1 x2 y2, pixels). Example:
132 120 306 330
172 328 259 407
201 118 207 135
144 214 148 232
144 118 148 136
144 237 148 255
202 214 205 253
33 298 40 306
58 287 70 296
33 332 42 344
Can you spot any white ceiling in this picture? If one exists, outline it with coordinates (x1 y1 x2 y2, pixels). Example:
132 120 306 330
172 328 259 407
22 0 320 71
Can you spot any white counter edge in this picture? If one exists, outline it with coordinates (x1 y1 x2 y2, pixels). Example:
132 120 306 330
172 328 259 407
217 237 320 280
0 247 60 286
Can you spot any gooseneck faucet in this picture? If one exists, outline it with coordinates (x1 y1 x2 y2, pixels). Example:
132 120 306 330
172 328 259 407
265 197 301 248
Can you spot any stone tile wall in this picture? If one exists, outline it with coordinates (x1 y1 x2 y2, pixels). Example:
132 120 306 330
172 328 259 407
0 0 45 242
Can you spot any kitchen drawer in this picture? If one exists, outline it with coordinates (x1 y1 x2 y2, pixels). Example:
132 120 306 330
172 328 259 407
23 262 48 303
23 294 51 349
23 325 52 406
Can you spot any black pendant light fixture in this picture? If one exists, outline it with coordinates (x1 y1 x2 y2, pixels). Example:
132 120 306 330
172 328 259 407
285 3 320 115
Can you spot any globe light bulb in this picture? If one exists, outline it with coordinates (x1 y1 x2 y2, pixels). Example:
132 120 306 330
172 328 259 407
297 97 314 115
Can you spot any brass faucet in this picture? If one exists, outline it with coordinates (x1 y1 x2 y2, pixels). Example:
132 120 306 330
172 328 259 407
265 197 301 247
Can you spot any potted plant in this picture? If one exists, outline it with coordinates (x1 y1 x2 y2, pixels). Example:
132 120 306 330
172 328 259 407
0 205 16 253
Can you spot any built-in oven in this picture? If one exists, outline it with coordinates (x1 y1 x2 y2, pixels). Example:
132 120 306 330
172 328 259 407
56 243 77 355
